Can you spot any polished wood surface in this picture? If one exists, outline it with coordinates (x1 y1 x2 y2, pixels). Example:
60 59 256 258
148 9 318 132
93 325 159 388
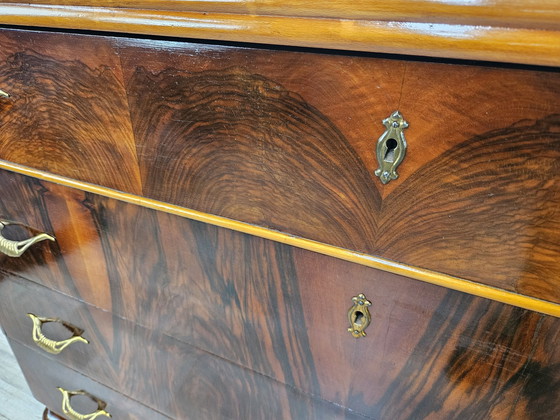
0 173 559 418
2 0 559 28
8 339 171 420
4 160 560 318
1 29 559 304
0 276 364 419
0 30 141 194
0 3 560 66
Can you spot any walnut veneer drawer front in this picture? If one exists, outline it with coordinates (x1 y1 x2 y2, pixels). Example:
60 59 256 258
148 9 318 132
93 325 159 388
1 29 560 304
0 277 357 419
7 338 170 420
1 170 560 418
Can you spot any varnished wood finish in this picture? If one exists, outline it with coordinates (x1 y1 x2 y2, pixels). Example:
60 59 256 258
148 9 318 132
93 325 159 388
4 160 559 317
0 276 364 419
0 30 141 194
0 172 560 418
0 30 559 304
8 339 171 420
2 0 560 28
1 4 560 66
121 40 560 303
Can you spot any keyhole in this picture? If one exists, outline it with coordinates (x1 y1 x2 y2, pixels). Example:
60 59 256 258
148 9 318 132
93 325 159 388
354 311 364 326
384 138 398 163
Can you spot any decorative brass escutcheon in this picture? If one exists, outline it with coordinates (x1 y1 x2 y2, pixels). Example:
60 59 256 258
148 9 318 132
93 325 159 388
347 293 372 338
57 388 112 420
0 219 55 257
28 313 89 355
374 111 408 184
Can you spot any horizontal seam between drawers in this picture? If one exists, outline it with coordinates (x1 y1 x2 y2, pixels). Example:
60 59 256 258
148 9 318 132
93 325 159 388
1 270 375 419
5 336 173 419
2 159 560 318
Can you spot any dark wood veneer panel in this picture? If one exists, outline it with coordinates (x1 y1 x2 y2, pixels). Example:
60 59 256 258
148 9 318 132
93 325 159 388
0 29 142 193
119 39 560 303
1 29 559 302
0 170 559 418
0 278 358 419
8 339 171 420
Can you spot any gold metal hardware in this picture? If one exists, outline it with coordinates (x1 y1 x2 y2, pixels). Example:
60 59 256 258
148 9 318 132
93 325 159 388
0 219 55 257
0 89 9 98
374 111 408 184
348 293 372 338
58 388 112 420
28 313 89 354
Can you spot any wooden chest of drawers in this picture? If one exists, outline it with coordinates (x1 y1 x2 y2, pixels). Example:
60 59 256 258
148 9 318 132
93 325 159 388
0 1 559 419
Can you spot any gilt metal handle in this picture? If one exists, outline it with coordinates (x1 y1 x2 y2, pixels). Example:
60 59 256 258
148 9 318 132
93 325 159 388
58 388 112 420
28 313 89 355
0 219 55 257
374 111 408 184
348 293 372 338
0 89 9 98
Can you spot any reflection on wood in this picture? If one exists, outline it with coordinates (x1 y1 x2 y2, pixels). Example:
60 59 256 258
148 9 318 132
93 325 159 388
0 172 559 418
0 28 559 303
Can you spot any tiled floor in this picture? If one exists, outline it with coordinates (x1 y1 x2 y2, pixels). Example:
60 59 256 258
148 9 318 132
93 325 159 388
0 331 44 420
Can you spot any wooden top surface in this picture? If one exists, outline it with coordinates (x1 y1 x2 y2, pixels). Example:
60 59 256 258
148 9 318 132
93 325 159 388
0 0 559 66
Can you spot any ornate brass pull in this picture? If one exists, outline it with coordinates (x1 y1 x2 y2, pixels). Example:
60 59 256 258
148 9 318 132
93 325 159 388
374 111 408 184
28 313 89 355
0 89 9 98
58 388 112 420
0 219 55 257
347 293 372 338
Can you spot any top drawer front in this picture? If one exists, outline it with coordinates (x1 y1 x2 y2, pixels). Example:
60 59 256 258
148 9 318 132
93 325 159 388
0 29 141 193
1 29 560 302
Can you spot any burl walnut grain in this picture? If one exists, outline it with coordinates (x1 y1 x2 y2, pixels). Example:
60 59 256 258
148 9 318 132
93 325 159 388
0 171 559 419
1 29 559 303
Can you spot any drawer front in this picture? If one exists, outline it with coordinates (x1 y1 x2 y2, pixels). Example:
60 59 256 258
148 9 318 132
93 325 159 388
1 277 355 420
8 338 170 420
1 171 559 418
1 29 560 303
0 29 141 194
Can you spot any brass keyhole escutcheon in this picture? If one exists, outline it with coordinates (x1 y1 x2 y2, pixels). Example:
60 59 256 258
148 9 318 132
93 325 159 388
348 293 372 338
374 111 408 184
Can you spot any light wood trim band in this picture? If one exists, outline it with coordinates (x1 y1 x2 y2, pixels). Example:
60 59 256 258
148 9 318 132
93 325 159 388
0 4 559 66
1 159 559 318
1 0 559 29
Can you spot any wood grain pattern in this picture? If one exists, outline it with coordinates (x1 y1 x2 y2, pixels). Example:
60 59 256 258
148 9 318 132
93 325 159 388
0 170 559 418
1 29 560 305
2 0 559 28
7 339 171 420
0 29 142 194
0 277 360 420
0 4 560 66
120 40 560 303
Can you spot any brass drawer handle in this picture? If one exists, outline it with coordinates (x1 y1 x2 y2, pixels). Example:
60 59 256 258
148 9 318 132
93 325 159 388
0 219 55 257
348 293 372 338
28 313 89 354
374 111 408 184
0 89 9 98
58 388 112 420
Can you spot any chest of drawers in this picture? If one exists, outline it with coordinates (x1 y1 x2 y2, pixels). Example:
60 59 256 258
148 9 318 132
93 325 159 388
0 2 559 419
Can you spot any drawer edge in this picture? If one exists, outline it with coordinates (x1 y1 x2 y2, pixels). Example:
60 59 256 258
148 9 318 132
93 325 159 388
1 159 560 317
